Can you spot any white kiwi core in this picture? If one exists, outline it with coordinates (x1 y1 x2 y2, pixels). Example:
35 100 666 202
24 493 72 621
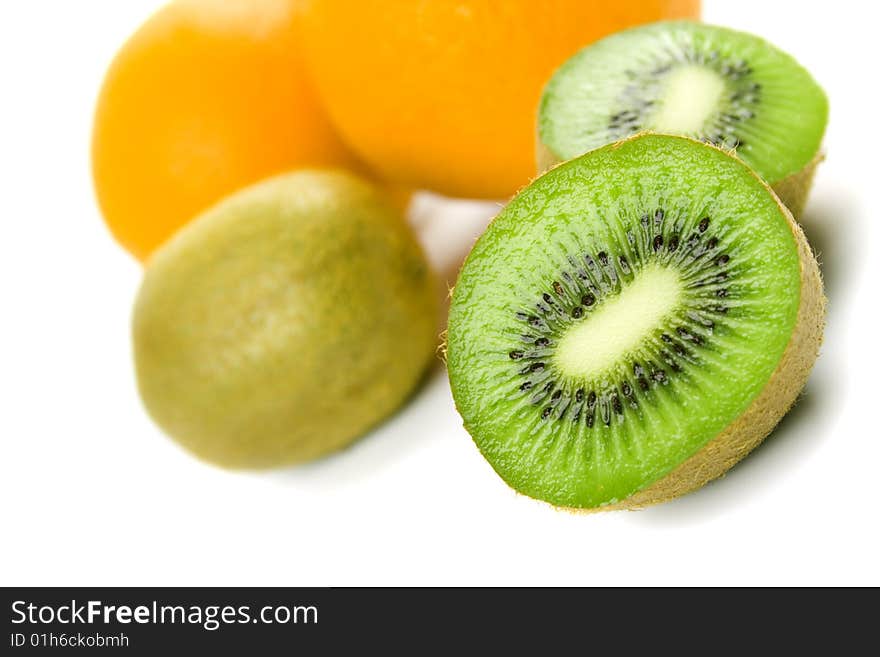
554 263 683 379
651 65 726 134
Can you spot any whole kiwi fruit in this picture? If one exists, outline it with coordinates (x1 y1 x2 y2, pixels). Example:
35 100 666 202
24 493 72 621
133 169 437 468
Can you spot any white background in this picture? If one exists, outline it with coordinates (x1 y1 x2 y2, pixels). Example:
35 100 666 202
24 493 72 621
1 1 877 586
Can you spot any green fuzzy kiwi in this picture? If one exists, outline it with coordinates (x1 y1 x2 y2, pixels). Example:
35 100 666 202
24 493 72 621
537 21 828 216
447 134 824 510
133 169 437 468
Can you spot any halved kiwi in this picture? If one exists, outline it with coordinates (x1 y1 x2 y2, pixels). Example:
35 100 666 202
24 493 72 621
447 134 824 510
537 21 828 217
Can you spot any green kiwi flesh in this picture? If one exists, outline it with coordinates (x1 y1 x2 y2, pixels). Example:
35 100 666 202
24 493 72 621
447 134 824 509
133 169 437 468
537 21 828 216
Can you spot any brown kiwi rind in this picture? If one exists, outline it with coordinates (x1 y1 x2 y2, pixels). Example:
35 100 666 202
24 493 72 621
771 153 824 220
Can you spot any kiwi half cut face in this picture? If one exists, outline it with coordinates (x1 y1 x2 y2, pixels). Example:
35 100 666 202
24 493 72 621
447 135 824 510
537 21 828 217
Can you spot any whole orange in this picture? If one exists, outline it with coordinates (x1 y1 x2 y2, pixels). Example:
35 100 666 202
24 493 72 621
300 0 700 199
92 0 362 261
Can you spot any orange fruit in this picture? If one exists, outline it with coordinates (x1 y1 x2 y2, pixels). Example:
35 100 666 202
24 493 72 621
92 0 362 261
300 0 700 199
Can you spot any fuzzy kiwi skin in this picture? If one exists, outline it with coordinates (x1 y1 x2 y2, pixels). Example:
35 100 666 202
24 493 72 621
133 169 437 468
771 153 823 220
538 137 821 219
592 179 825 512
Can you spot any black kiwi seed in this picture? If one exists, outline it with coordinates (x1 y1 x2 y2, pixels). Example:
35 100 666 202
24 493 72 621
571 306 584 319
662 353 683 372
653 235 664 251
509 350 524 360
699 217 710 232
635 362 650 382
582 293 596 306
535 337 550 347
678 327 703 345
